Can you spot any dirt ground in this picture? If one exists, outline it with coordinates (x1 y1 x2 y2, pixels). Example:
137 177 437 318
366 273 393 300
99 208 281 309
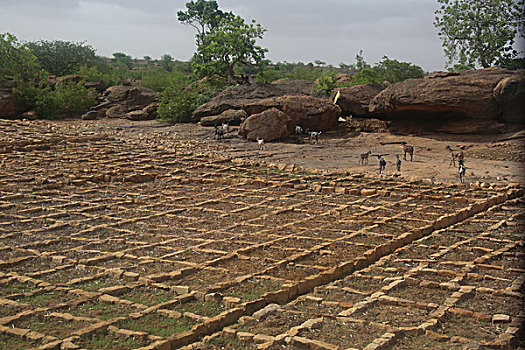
49 118 525 185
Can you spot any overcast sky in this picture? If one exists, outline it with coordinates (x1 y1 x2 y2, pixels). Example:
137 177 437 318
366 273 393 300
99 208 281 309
0 0 449 72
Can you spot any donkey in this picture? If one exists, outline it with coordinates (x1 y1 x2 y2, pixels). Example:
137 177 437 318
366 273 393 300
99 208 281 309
359 150 372 165
403 144 414 161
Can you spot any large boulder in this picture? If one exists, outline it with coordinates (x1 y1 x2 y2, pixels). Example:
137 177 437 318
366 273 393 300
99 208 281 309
369 68 520 120
85 85 158 120
104 85 157 108
0 90 23 117
191 81 314 122
239 108 295 141
200 109 248 126
243 95 341 131
332 83 386 116
493 73 525 123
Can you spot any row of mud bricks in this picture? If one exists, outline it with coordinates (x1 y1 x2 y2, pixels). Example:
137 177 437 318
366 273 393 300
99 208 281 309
129 186 523 350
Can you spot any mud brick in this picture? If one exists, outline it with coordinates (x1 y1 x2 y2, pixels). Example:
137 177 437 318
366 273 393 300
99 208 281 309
448 307 473 318
263 289 288 304
171 285 191 295
361 189 377 196
472 312 492 322
253 303 280 321
425 329 449 342
253 334 275 344
505 326 520 335
244 299 267 315
106 268 124 279
99 285 129 296
39 339 62 350
335 187 348 194
117 328 148 338
223 296 241 308
237 332 255 341
301 318 323 330
492 314 511 323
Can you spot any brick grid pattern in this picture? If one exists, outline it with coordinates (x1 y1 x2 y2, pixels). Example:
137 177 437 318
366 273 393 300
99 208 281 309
0 119 523 350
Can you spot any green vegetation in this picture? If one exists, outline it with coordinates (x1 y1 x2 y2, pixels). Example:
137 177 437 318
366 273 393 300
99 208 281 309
121 286 174 306
68 301 135 320
175 300 227 317
0 32 44 82
224 278 282 300
25 39 98 76
74 329 151 349
179 0 267 83
2 2 430 122
0 333 38 350
434 0 525 69
117 314 196 338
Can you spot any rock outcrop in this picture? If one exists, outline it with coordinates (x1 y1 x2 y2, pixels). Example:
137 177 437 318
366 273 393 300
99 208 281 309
332 83 386 116
0 90 22 118
82 85 158 121
369 68 522 120
239 108 295 141
191 81 314 122
200 109 248 126
493 74 525 123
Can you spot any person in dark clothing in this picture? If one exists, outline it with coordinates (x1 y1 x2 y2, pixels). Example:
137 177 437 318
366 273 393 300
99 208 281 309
379 156 386 174
396 154 401 172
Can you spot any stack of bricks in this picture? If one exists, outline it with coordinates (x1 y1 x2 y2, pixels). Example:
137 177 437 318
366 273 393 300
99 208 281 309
0 119 522 349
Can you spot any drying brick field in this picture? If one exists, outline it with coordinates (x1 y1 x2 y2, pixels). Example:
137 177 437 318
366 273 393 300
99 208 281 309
0 119 523 350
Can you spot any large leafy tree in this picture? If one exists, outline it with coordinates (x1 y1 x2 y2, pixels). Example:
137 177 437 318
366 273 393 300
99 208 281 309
179 1 267 83
434 0 524 68
177 0 230 46
191 15 267 82
26 39 98 76
0 32 43 82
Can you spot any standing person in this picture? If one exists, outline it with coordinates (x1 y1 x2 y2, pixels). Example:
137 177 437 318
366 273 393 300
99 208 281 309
396 155 401 172
379 156 386 174
458 159 466 183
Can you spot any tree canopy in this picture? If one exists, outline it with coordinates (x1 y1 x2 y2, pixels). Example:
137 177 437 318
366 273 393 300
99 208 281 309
179 1 267 83
177 0 231 46
0 33 43 82
26 39 98 76
434 0 525 68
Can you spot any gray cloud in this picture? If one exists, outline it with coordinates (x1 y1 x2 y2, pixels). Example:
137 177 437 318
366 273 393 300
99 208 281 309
0 0 447 71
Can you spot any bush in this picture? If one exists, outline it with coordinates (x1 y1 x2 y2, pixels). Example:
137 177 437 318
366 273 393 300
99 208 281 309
157 77 228 123
313 69 338 96
14 81 97 119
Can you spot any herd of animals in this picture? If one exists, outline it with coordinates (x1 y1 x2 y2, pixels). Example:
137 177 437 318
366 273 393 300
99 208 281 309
213 122 468 183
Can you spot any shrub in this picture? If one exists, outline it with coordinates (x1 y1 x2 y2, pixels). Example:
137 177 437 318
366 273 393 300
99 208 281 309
157 77 228 123
14 81 97 119
313 69 338 96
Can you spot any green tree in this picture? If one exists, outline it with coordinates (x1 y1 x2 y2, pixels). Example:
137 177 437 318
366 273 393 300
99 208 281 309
434 0 524 68
177 0 230 46
160 54 174 72
313 69 338 96
191 14 267 83
0 32 43 82
26 39 97 76
111 52 133 69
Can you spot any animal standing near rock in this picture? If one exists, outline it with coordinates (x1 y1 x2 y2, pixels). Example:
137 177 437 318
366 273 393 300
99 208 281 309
403 144 414 161
446 145 464 166
309 131 321 145
360 150 372 165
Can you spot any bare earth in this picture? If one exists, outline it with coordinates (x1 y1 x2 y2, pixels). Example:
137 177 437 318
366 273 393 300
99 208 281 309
55 118 525 185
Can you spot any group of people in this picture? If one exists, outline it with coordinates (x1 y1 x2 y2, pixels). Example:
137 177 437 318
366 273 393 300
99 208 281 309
378 154 402 174
377 154 467 183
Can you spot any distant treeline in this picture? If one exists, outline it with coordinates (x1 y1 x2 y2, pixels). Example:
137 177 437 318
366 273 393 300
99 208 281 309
0 33 434 121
